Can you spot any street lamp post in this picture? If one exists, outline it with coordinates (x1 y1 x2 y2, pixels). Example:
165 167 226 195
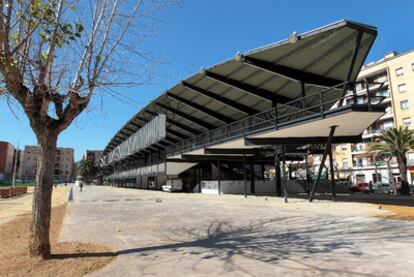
11 142 19 188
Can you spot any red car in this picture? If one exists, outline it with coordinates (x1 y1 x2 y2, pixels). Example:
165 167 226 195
350 182 370 193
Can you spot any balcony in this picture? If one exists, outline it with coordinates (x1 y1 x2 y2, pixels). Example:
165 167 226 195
378 112 394 121
353 160 398 169
351 148 367 155
355 81 389 95
362 129 381 139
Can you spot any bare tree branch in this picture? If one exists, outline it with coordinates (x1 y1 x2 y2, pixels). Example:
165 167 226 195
0 0 181 258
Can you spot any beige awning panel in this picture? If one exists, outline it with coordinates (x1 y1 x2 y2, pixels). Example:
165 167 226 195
166 162 197 175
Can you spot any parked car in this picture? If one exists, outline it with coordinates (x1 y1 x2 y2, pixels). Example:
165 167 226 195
162 179 183 192
335 180 353 188
75 177 84 187
350 182 370 193
372 183 394 195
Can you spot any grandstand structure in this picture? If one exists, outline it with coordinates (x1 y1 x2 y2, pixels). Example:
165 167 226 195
100 20 386 200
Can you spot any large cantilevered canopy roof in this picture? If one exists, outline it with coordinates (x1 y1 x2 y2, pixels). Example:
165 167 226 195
102 20 377 158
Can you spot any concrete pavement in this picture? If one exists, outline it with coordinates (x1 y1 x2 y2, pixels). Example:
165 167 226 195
60 186 414 277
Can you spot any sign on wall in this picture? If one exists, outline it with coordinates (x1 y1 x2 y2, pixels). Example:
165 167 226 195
106 162 166 179
103 114 166 165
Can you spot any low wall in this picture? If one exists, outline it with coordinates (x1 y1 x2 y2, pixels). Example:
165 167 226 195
0 187 27 198
200 180 305 195
201 181 219 194
221 181 251 195
255 180 305 195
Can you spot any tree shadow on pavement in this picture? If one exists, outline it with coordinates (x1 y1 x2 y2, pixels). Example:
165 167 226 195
51 214 414 276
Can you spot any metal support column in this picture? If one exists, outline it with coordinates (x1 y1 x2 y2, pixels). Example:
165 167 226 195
282 145 288 203
274 147 282 197
305 155 310 195
301 81 306 109
342 31 363 98
365 78 372 111
309 125 337 202
352 82 357 105
329 145 336 201
261 163 265 180
250 160 255 195
217 160 221 195
198 166 202 193
243 154 247 198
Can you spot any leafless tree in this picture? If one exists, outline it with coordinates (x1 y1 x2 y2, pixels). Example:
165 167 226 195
0 0 178 258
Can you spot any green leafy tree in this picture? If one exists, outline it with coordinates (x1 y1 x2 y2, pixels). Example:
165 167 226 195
77 159 97 181
0 0 178 258
368 127 414 195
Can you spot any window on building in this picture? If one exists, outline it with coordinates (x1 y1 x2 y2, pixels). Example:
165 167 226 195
343 159 349 169
395 67 404 76
357 97 365 104
383 121 394 130
403 117 411 126
375 75 387 83
377 89 389 97
401 100 409 110
412 63 414 71
398 83 407 93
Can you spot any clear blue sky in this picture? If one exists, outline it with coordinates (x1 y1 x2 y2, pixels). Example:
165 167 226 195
1 0 414 161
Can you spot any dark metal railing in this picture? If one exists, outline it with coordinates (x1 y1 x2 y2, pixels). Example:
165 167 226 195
165 81 384 157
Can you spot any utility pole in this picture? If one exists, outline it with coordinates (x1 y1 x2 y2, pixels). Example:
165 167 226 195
12 142 19 188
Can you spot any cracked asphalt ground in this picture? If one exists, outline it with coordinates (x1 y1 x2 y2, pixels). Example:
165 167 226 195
60 186 414 277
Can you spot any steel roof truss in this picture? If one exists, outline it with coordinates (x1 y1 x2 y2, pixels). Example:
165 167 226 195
204 70 292 104
155 102 216 130
240 55 344 88
182 82 259 115
167 93 233 124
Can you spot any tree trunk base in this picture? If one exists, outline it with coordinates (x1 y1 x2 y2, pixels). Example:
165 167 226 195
29 242 51 259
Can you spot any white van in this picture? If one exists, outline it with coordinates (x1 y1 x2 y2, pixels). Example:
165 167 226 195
75 177 84 187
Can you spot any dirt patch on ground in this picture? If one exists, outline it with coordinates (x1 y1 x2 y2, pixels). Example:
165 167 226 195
0 204 115 277
379 204 414 221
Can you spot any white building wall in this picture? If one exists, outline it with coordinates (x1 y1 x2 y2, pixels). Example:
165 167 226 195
200 180 305 195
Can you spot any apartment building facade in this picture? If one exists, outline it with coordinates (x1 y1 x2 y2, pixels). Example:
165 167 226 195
0 141 15 180
334 49 414 184
19 145 75 182
83 150 103 167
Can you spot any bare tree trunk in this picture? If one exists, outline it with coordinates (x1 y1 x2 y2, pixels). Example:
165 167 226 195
385 159 397 195
397 155 410 196
29 129 58 259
